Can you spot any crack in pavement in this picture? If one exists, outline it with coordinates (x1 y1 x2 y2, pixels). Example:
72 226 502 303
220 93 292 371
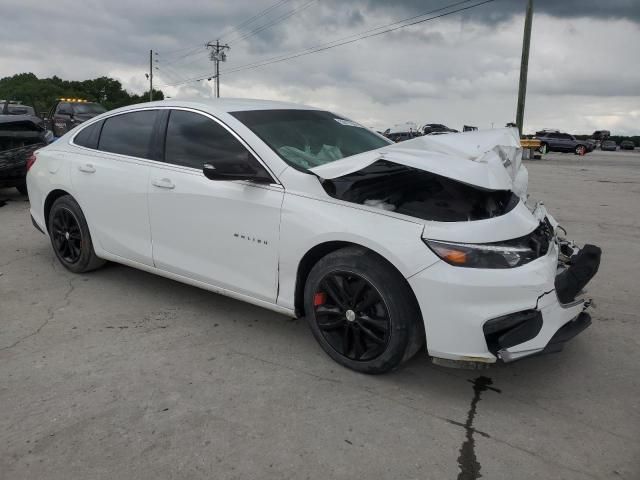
431 365 638 444
456 377 501 480
227 350 607 479
0 277 76 352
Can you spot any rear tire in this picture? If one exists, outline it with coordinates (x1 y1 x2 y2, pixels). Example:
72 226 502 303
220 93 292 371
538 143 548 154
16 184 28 196
304 247 424 374
48 195 105 273
575 145 587 156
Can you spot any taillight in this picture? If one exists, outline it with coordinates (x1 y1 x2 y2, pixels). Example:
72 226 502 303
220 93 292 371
26 153 37 172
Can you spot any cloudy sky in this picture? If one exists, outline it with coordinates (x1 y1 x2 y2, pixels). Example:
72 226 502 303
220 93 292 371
3 0 639 134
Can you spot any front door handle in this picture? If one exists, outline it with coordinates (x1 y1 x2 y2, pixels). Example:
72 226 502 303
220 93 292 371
152 178 175 189
78 163 96 173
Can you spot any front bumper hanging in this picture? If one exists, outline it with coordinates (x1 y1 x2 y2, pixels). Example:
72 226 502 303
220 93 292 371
492 242 601 362
540 311 592 355
555 244 602 304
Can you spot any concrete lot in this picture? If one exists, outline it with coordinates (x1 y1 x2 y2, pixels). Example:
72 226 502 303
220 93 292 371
1 150 639 479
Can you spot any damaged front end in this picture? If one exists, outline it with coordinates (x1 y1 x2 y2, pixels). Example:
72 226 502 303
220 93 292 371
476 201 601 364
319 160 520 223
310 128 601 364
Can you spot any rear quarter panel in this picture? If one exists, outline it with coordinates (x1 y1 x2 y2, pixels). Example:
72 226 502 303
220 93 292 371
27 145 73 231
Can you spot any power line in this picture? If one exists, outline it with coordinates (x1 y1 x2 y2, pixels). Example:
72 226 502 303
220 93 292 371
226 0 318 45
156 63 191 84
156 0 294 70
219 0 496 75
156 44 203 56
218 0 293 43
226 0 477 74
158 0 494 88
159 46 208 66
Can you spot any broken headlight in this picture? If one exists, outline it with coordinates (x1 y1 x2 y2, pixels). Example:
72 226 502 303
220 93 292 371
423 223 552 269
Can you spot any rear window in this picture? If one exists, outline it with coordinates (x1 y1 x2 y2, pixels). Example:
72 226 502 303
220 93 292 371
98 110 157 159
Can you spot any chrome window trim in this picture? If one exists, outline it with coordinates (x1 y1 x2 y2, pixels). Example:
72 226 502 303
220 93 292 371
69 106 282 186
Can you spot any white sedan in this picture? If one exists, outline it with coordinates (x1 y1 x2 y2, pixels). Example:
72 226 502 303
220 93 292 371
26 99 601 373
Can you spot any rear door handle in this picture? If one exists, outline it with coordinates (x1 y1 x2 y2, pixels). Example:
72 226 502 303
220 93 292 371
78 163 96 173
152 178 175 189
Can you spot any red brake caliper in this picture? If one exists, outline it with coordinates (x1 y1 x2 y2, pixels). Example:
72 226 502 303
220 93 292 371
314 292 327 306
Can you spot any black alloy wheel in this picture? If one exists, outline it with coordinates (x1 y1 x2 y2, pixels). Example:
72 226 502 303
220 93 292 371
51 207 83 264
304 246 424 374
48 195 105 273
314 271 391 362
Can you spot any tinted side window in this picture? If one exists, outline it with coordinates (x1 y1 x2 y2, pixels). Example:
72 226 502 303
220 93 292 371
164 110 263 173
98 110 158 159
74 120 103 149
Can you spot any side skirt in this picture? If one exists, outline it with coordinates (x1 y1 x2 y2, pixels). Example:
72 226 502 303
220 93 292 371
97 251 297 318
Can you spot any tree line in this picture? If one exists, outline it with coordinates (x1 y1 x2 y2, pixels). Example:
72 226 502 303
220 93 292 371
0 73 164 115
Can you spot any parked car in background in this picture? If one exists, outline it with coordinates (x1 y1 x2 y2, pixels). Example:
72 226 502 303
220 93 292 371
385 130 421 142
0 110 49 195
592 130 611 142
422 123 457 135
46 98 107 137
601 140 617 151
536 131 595 155
620 140 635 151
383 123 421 142
1 101 38 117
27 99 600 373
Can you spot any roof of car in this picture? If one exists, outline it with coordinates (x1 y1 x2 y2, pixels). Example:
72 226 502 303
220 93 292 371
111 98 319 116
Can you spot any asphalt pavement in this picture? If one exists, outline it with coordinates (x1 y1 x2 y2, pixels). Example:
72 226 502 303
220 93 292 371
1 150 638 479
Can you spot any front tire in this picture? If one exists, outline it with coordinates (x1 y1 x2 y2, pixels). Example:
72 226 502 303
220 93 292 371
575 145 587 155
48 195 105 273
304 247 423 374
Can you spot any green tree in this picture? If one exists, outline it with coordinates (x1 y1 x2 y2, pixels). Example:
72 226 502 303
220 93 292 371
0 73 164 115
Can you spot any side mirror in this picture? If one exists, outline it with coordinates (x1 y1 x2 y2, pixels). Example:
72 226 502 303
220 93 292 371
203 160 272 184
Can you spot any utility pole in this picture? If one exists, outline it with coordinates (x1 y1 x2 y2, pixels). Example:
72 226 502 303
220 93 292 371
516 0 533 135
207 40 230 98
148 49 154 102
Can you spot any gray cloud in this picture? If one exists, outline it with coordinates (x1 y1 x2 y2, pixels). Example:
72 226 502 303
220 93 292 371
363 0 640 24
1 0 639 134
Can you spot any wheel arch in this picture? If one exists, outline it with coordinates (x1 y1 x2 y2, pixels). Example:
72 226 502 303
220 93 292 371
44 189 72 232
293 241 423 325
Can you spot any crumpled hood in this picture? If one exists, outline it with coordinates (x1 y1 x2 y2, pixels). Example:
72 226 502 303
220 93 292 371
310 127 528 197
